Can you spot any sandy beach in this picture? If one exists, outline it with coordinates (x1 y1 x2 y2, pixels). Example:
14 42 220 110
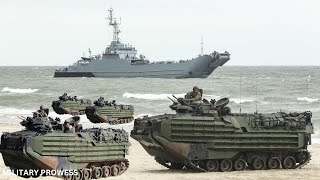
0 124 319 180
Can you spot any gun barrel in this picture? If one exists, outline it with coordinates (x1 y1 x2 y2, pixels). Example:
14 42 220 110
167 96 174 102
17 116 26 120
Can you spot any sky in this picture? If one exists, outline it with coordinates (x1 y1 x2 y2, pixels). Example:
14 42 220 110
0 0 319 66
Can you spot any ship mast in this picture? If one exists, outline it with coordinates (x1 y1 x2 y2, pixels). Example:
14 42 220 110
201 36 204 55
108 8 121 43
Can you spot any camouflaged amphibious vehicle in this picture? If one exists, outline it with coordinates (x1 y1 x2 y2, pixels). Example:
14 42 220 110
131 97 314 172
0 110 130 179
52 93 92 115
85 97 134 125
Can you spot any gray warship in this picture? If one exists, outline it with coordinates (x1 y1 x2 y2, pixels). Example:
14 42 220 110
54 8 230 78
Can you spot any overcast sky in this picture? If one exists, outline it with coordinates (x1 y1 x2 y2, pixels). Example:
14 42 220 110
0 0 319 66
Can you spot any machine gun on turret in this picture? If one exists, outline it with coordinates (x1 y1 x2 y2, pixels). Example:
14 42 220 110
168 94 231 116
19 110 62 132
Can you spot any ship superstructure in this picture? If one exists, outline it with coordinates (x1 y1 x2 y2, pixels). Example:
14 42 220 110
54 8 230 78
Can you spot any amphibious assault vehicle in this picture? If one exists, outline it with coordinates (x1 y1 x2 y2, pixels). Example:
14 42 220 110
131 96 314 172
0 110 130 179
52 93 91 115
85 97 134 125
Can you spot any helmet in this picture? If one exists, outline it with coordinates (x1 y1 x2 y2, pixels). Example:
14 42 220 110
193 86 199 91
40 105 44 110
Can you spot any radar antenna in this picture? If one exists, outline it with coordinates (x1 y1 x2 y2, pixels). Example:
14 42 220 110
107 8 121 43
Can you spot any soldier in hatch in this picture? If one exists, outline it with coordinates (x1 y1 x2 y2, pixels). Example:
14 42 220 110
185 86 202 101
60 93 68 101
37 105 48 117
98 97 105 106
63 121 74 133
111 100 117 106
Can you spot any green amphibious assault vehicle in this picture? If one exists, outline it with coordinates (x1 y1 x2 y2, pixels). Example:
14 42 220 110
52 93 92 115
131 96 314 172
85 97 134 125
0 109 130 179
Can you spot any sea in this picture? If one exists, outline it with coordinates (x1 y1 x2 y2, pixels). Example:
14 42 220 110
0 66 319 144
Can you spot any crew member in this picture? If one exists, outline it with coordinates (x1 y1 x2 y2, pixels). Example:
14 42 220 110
186 86 202 101
63 121 74 133
61 93 68 101
38 105 48 117
111 100 117 106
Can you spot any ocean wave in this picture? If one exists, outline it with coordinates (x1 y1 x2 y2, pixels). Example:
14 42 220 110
203 95 221 100
230 98 255 104
297 97 319 103
123 92 255 105
135 114 153 118
123 92 185 100
2 87 39 94
0 106 32 118
312 137 320 145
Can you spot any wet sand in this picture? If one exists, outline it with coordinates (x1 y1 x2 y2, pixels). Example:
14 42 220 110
0 124 319 180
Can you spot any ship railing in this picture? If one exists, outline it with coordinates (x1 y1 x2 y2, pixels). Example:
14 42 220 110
149 60 190 64
55 67 69 72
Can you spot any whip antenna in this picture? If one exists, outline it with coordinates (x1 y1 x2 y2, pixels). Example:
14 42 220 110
255 81 258 114
239 74 242 113
305 75 311 111
280 77 285 112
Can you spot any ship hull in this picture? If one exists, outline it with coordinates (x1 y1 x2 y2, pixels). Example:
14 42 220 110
54 53 229 78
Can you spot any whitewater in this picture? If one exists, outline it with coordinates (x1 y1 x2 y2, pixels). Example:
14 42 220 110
0 66 319 143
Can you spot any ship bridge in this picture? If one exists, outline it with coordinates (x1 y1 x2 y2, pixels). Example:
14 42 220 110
105 41 137 59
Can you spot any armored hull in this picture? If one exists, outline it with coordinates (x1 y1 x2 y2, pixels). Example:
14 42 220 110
131 98 314 172
0 115 130 179
52 98 91 115
1 129 129 179
85 104 134 125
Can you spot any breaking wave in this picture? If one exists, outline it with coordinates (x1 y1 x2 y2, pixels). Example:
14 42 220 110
203 95 221 100
123 92 185 100
123 93 256 105
229 98 255 104
0 106 32 117
2 87 39 94
135 114 153 118
0 106 33 124
297 97 319 103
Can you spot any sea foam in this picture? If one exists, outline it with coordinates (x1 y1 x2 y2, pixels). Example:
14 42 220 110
2 87 39 94
230 98 255 104
0 106 32 117
123 92 185 100
297 97 319 103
